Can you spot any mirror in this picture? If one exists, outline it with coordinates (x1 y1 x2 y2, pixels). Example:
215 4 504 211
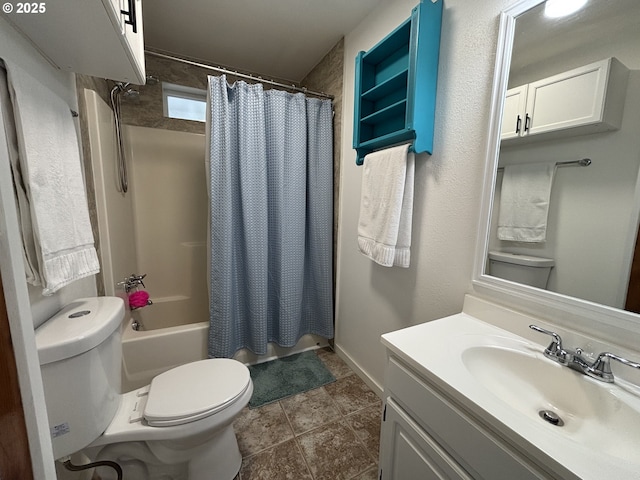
474 0 640 332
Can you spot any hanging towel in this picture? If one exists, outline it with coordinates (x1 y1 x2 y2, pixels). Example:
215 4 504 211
497 162 556 243
0 66 40 285
357 144 415 267
4 61 100 295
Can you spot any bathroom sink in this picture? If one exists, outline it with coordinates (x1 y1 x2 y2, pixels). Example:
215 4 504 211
382 312 640 479
461 340 640 461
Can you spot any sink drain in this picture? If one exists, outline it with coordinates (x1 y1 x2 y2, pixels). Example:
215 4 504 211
538 410 564 426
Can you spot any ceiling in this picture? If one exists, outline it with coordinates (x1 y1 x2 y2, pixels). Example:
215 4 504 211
142 0 385 83
511 0 640 73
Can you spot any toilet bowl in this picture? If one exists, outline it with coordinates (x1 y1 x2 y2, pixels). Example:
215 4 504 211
35 297 252 480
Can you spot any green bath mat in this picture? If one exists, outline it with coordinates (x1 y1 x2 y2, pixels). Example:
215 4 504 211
248 350 336 408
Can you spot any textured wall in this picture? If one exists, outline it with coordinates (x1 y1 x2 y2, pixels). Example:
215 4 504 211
335 0 513 391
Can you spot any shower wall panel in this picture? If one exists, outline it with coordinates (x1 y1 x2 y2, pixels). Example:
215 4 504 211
125 125 208 329
84 89 137 299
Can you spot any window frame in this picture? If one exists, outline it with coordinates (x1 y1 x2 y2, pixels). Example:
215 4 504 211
162 82 207 122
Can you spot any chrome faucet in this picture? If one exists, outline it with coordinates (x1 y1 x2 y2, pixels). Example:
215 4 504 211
529 325 640 383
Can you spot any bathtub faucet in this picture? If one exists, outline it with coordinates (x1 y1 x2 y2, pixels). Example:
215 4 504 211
118 273 147 293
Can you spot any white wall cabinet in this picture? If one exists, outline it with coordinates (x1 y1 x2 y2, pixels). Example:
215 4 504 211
379 356 549 480
501 58 628 143
5 0 145 84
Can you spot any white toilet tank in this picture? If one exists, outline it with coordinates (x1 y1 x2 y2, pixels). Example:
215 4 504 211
488 251 555 289
35 297 125 459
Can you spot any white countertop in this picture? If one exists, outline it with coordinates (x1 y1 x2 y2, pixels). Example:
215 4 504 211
381 313 640 480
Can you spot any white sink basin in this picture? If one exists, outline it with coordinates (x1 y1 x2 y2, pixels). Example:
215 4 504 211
461 339 640 461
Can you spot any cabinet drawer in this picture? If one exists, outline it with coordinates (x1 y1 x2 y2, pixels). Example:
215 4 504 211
386 357 548 480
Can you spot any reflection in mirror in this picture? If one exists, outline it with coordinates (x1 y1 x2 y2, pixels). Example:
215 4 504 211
484 0 640 314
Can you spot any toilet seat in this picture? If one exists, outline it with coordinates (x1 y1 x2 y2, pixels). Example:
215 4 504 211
143 359 251 427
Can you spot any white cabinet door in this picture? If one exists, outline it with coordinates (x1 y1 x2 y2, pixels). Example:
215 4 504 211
525 59 608 136
380 399 473 480
501 85 528 140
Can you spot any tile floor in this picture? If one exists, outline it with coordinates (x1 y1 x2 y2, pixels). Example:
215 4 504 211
233 347 383 480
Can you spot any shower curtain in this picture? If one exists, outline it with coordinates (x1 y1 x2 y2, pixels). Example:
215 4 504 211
206 75 334 358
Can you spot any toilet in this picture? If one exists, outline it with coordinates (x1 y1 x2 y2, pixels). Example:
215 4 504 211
488 251 555 289
35 297 252 480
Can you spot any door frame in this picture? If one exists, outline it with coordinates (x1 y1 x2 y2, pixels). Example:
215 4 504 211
0 270 33 479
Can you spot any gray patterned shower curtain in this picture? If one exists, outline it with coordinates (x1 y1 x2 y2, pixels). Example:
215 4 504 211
206 75 334 358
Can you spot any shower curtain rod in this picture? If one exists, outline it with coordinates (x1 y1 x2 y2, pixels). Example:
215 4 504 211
145 50 335 100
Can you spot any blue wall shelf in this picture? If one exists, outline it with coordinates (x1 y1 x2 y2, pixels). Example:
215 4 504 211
353 0 443 165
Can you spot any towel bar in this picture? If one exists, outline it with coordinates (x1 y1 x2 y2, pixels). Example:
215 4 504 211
497 158 591 172
356 142 416 165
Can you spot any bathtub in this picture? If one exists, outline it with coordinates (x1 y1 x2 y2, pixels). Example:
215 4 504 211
121 316 330 392
121 320 209 391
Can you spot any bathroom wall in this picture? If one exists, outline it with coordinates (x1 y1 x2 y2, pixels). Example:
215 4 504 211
335 0 513 392
0 16 98 480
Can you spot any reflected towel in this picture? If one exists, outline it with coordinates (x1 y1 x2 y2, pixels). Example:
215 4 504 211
357 144 415 267
5 60 100 294
497 162 556 243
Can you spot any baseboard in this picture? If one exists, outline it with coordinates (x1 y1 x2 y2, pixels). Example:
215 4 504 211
333 344 383 398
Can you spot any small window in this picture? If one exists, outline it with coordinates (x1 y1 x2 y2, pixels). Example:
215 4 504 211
162 82 207 122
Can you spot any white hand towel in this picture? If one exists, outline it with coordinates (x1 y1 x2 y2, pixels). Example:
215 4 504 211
5 61 100 295
357 144 415 267
497 162 556 243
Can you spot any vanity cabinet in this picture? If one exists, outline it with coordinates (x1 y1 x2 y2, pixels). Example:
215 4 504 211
5 0 145 84
501 57 629 143
379 356 548 480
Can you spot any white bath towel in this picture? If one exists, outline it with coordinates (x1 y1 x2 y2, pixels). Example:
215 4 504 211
5 61 100 295
357 144 415 267
0 66 40 285
497 162 556 243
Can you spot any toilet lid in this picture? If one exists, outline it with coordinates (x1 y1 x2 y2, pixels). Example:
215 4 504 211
144 359 251 427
